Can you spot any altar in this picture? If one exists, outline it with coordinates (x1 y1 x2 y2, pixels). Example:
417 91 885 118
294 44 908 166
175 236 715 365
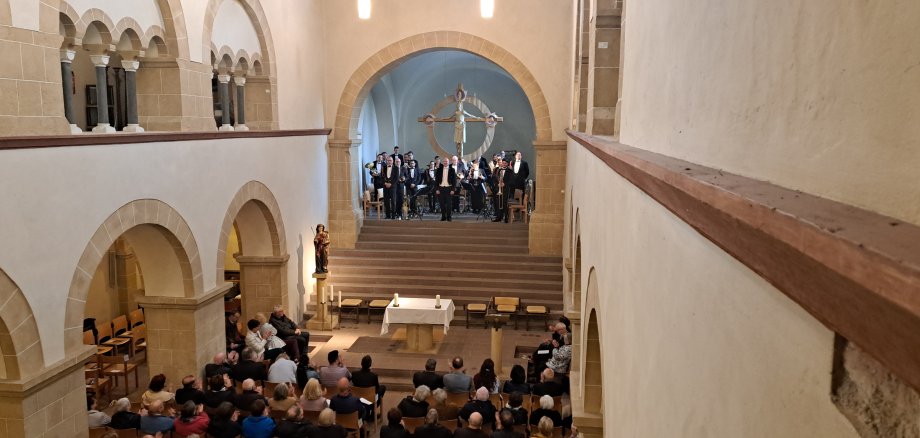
380 297 456 351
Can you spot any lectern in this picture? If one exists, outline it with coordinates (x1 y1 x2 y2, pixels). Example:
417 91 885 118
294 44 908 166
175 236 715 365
485 313 510 374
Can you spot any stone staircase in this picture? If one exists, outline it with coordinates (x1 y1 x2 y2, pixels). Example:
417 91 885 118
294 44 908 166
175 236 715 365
326 220 564 321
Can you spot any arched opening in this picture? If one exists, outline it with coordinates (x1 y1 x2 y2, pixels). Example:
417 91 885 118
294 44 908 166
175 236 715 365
574 236 583 314
0 268 43 381
584 307 603 414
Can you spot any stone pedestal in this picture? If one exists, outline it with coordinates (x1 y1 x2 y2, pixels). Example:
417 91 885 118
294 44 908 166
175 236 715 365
529 141 567 255
328 139 364 249
136 284 230 386
235 255 290 321
306 273 338 330
490 325 504 375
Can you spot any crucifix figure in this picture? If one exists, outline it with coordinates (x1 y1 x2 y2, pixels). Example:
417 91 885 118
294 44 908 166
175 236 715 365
419 83 503 157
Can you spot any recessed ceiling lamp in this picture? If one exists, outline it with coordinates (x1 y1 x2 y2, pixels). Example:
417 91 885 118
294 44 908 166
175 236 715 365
481 0 494 18
358 0 372 19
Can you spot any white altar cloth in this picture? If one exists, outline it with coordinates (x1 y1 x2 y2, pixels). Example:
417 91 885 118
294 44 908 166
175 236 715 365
380 298 456 335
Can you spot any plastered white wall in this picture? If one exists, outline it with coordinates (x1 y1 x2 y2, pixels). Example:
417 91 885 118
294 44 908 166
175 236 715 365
211 0 261 58
619 0 920 226
0 135 328 366
9 0 37 30
567 139 857 436
321 0 573 141
68 0 165 33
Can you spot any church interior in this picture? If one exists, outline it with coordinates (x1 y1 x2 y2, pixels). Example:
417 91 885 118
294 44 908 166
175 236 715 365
0 0 918 437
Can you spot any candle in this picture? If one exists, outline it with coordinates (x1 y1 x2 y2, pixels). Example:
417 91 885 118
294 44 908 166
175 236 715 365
436 294 441 307
320 285 325 304
338 291 342 308
328 285 334 302
394 293 399 306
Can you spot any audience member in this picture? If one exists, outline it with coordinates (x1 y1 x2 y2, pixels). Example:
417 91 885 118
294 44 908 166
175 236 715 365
431 388 459 422
275 404 312 438
529 416 554 438
351 354 386 409
506 392 528 425
300 378 328 411
226 310 243 352
296 353 321 389
231 347 268 383
141 374 175 407
109 397 141 430
87 395 111 428
260 323 288 362
309 408 347 438
532 368 565 397
203 374 235 409
328 377 367 421
414 358 444 390
173 400 210 436
241 399 276 438
175 375 206 405
443 356 473 394
139 400 175 435
502 365 531 394
533 322 569 375
269 305 309 356
380 408 411 438
528 396 562 427
491 409 523 438
233 378 265 412
245 319 268 358
204 352 233 379
319 350 352 387
473 358 499 394
205 401 242 438
268 352 298 384
397 385 431 418
453 412 487 438
414 409 452 438
269 382 299 411
545 332 572 374
459 388 496 426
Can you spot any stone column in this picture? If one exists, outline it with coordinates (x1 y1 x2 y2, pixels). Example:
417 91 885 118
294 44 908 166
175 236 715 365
135 284 229 386
59 49 82 134
217 74 234 131
585 4 622 135
235 255 290 321
121 60 144 132
529 141 567 255
233 75 248 131
90 54 115 133
328 139 364 249
306 272 338 330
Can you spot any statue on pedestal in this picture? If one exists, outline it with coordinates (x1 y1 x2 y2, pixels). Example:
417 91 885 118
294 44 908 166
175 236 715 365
313 224 330 273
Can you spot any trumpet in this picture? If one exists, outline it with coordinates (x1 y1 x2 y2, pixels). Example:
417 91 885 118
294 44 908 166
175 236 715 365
497 171 506 210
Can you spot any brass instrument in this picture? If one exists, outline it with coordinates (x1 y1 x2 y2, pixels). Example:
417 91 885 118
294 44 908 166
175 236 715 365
497 169 506 210
364 162 380 177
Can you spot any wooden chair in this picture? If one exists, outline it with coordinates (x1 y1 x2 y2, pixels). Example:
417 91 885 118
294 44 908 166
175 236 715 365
513 423 528 436
524 303 550 331
402 416 425 434
488 392 504 411
521 393 534 413
338 298 363 324
465 303 487 328
445 391 470 407
552 425 564 438
262 381 279 397
113 315 132 337
366 299 390 323
303 409 323 423
552 395 564 414
363 190 383 220
114 429 139 438
99 321 130 354
128 308 145 328
101 353 139 397
88 427 111 438
269 409 288 421
491 297 520 329
129 324 147 356
351 386 379 431
509 192 529 224
439 419 459 431
336 410 363 438
85 366 112 399
84 329 112 356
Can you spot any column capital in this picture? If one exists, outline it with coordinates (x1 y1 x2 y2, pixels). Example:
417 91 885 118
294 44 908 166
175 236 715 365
532 140 567 151
217 74 232 84
121 60 140 72
60 49 76 63
328 138 362 149
89 54 110 68
233 75 246 86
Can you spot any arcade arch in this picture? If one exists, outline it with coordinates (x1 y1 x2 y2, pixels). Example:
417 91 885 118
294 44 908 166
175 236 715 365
0 268 43 381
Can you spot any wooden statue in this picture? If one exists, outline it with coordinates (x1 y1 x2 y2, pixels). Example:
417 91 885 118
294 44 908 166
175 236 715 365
313 224 330 273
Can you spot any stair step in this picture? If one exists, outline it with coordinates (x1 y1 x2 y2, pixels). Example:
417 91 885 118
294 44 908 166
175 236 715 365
358 233 528 246
328 284 563 302
356 241 528 254
327 273 560 290
362 221 527 230
329 266 562 281
328 256 561 271
361 227 528 238
330 249 560 263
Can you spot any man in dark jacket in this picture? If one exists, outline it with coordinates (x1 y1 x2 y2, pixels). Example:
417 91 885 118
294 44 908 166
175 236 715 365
231 348 267 383
269 305 309 357
351 355 386 411
491 409 524 438
414 409 452 438
232 379 266 413
328 378 367 420
413 358 444 390
458 388 496 426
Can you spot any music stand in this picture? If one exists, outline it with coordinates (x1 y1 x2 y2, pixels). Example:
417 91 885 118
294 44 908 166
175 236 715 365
409 186 430 221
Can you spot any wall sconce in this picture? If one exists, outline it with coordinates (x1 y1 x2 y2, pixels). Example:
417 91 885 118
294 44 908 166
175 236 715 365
481 0 495 18
358 0 372 19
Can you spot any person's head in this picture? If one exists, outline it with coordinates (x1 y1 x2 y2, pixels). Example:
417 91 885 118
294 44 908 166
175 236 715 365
147 400 164 415
215 401 235 421
563 332 572 346
428 161 435 169
510 364 526 384
480 358 495 375
273 382 290 401
451 155 459 165
213 352 226 365
387 408 402 426
227 311 240 323
254 312 268 324
242 378 256 392
500 158 509 168
492 153 500 162
537 416 554 436
318 408 336 427
86 394 97 411
395 157 402 167
554 322 568 335
468 412 483 429
148 374 166 392
393 146 400 153
509 392 524 408
414 385 431 402
377 153 385 162
515 151 522 161
361 355 372 371
180 400 198 421
247 319 261 332
113 397 131 413
386 156 394 166
407 151 414 159
475 387 489 401
286 404 303 421
558 315 571 331
425 358 437 371
408 160 416 169
250 399 266 417
499 409 515 431
441 158 449 167
276 353 290 362
260 325 273 338
539 395 554 410
305 378 323 400
208 374 224 392
541 368 555 383
227 350 239 365
328 350 340 365
471 160 479 168
272 304 285 318
451 356 463 371
244 347 260 362
432 388 447 405
336 377 350 395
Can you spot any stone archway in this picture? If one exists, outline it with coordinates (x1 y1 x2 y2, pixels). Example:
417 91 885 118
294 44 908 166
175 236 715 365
218 181 289 320
328 31 555 248
578 267 605 437
0 268 43 381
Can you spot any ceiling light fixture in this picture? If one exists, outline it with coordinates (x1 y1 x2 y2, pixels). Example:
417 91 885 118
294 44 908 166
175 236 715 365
358 0 372 20
481 0 494 18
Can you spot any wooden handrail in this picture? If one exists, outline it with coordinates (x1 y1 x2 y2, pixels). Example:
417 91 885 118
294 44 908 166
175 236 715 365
567 129 920 391
0 128 331 150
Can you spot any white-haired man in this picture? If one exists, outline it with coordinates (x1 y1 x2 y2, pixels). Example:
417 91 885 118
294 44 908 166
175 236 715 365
269 304 308 357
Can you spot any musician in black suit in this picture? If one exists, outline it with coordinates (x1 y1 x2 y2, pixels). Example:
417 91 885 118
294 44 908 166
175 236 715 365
393 157 407 219
389 146 404 164
404 151 420 169
467 159 487 214
508 150 530 195
449 156 467 213
492 159 513 223
404 160 423 215
370 153 385 197
434 158 457 221
423 161 438 212
377 156 399 219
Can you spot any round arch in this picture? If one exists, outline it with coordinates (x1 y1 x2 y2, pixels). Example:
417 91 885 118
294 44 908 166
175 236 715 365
583 267 603 415
64 199 203 355
216 181 286 283
332 31 553 141
0 268 43 380
201 0 276 77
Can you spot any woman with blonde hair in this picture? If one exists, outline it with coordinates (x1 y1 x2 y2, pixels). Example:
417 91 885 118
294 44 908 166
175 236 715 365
300 378 328 411
311 408 347 438
530 416 555 438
